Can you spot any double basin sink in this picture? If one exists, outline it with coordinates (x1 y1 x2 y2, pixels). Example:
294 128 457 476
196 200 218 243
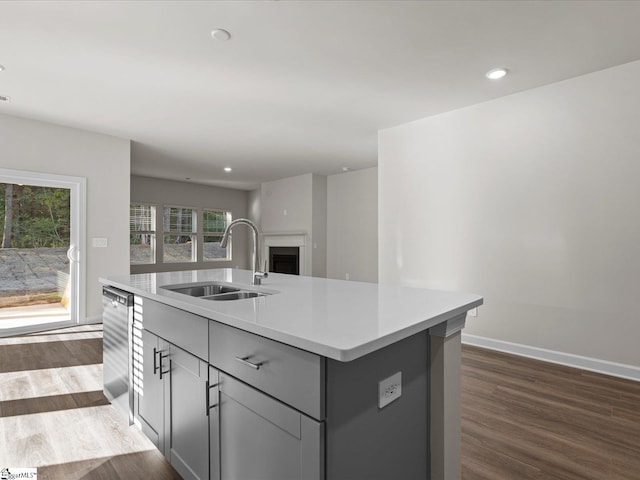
160 282 272 301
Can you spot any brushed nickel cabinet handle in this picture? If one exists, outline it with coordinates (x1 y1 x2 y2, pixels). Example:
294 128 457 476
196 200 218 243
153 347 159 375
206 381 219 416
159 353 170 379
234 356 262 370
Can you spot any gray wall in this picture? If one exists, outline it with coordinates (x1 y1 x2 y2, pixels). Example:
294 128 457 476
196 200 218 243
1 112 130 321
327 167 378 283
130 175 250 273
261 174 314 234
379 60 640 368
259 173 327 277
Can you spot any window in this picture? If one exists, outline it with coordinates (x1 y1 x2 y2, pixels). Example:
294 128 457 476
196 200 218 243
163 206 196 263
130 204 156 265
203 209 232 261
130 203 233 266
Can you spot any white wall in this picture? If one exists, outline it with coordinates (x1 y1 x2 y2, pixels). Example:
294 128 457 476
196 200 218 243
130 175 250 273
1 113 130 321
379 60 640 368
327 167 378 283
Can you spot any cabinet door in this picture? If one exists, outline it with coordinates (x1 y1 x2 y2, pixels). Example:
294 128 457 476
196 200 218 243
168 344 210 480
137 329 166 451
213 370 323 480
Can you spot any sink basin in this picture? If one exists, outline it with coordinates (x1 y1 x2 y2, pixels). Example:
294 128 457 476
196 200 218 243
162 283 240 297
204 291 266 301
160 282 274 301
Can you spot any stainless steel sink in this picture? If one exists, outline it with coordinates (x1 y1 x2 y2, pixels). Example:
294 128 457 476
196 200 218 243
160 282 272 301
204 291 266 301
163 283 240 297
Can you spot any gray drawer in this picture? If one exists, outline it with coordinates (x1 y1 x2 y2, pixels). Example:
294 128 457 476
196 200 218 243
209 321 325 420
139 298 208 361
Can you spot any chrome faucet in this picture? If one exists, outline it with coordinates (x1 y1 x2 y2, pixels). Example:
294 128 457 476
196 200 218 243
220 218 268 285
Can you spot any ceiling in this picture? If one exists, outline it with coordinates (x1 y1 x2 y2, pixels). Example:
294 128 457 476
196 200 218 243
2 1 640 190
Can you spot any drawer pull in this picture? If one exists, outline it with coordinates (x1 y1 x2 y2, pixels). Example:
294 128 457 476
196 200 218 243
235 356 262 370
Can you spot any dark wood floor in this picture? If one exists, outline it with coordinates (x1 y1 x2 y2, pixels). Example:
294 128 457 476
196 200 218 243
462 345 640 480
1 326 638 479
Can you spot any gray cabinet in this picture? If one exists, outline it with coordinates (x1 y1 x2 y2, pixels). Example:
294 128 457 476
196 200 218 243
168 343 209 480
209 367 323 480
135 328 209 480
136 329 166 451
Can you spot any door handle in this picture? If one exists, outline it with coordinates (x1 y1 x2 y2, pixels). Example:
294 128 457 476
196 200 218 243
67 245 79 263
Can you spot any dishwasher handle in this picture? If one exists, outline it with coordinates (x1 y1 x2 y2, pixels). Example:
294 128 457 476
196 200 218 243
102 286 133 306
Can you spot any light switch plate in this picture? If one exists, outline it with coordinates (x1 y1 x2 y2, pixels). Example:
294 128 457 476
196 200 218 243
92 237 108 248
378 371 402 409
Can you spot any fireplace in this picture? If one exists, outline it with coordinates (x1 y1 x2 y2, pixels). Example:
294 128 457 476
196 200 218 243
262 232 307 276
269 246 300 275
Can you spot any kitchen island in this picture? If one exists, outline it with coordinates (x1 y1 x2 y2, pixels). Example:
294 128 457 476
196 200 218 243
101 268 482 480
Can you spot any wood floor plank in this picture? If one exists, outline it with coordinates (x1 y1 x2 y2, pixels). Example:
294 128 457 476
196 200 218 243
462 345 640 480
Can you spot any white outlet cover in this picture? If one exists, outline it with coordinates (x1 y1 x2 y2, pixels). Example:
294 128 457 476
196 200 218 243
378 371 402 409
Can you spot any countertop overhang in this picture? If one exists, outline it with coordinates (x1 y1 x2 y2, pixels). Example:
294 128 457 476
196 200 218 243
100 269 483 361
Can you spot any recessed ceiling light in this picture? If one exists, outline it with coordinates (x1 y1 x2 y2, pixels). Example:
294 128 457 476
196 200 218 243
342 167 350 172
223 167 232 173
211 29 231 42
0 65 5 72
486 68 508 80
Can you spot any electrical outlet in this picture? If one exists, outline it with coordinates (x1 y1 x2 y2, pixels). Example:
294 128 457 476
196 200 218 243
378 372 402 409
345 273 350 280
468 307 478 317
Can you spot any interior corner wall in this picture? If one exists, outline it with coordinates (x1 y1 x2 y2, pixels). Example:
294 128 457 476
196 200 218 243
248 188 262 229
378 60 640 368
312 174 327 278
0 112 130 322
130 175 250 273
327 167 378 283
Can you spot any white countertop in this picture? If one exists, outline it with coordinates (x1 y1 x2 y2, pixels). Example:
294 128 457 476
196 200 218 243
101 269 483 361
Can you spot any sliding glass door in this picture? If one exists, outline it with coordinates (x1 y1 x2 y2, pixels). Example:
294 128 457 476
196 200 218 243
0 169 86 336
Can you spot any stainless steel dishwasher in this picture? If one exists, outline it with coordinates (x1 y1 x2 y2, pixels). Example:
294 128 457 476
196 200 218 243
102 286 134 425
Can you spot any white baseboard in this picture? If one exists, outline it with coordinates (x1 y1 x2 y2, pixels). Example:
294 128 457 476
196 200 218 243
462 333 640 383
